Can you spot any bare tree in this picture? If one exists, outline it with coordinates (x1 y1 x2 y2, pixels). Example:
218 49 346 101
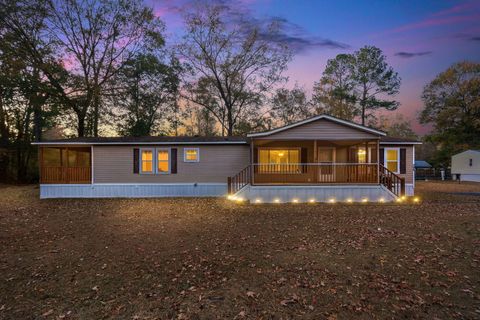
178 3 291 136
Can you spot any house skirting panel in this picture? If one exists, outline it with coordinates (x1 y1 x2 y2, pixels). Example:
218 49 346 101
40 183 228 199
455 174 480 182
234 185 398 203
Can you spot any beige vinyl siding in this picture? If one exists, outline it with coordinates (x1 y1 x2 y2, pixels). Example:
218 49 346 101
382 144 414 184
452 151 480 174
93 145 250 183
256 119 377 140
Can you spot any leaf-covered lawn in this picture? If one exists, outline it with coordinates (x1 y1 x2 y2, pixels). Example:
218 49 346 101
0 182 479 319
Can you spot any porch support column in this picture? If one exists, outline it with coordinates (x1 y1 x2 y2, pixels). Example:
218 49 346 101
313 140 317 183
377 139 380 184
250 139 254 185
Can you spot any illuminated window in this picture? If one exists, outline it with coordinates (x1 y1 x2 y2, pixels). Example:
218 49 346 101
258 148 300 173
357 147 367 163
385 148 399 173
184 148 199 162
157 149 170 173
141 149 154 173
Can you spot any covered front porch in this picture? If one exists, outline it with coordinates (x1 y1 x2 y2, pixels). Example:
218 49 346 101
228 138 405 201
251 139 380 185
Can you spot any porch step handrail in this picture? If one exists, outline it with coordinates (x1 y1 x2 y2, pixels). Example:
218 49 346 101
379 164 405 197
228 165 252 195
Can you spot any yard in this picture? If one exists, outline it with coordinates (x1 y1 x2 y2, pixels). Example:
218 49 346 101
0 182 479 319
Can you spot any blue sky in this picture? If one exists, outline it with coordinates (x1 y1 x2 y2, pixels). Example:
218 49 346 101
151 0 480 134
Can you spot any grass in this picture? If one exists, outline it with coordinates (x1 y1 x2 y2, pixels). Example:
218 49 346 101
0 181 479 319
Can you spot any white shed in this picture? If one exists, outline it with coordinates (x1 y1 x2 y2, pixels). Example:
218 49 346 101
451 150 480 182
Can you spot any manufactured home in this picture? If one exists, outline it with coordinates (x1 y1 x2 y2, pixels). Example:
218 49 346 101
452 150 480 182
33 115 421 202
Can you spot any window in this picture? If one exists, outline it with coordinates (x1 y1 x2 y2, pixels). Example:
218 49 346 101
469 158 473 166
357 147 367 163
140 149 154 174
157 149 170 173
184 148 199 162
385 148 399 173
258 148 300 173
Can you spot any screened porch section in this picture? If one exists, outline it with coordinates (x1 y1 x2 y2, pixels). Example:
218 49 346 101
39 147 91 184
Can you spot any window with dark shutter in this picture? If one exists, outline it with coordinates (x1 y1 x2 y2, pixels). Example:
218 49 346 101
379 148 384 165
171 148 177 174
133 148 139 174
400 148 406 174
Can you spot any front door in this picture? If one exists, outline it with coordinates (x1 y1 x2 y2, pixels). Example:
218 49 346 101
317 147 336 182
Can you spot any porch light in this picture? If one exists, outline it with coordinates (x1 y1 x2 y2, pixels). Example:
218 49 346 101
346 198 353 203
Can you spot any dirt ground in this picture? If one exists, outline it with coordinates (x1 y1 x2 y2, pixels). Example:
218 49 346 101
0 181 479 319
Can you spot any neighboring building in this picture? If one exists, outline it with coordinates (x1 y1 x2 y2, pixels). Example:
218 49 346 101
33 115 421 202
415 160 432 170
451 150 480 182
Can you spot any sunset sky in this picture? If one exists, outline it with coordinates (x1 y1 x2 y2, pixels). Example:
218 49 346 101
151 0 480 135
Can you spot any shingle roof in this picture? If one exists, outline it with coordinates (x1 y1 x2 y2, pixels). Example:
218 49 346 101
380 136 422 144
32 136 248 145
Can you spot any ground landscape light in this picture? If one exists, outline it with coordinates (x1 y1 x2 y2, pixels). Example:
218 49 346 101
309 198 315 203
379 197 385 203
328 198 336 203
255 198 262 203
362 198 368 203
274 198 280 203
292 198 299 203
346 198 353 203
413 197 420 203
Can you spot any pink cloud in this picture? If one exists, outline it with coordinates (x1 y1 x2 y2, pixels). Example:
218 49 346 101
391 13 480 33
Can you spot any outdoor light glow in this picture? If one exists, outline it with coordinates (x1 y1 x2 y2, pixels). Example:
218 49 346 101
396 198 403 203
346 198 353 203
401 196 407 200
255 198 262 203
274 198 280 203
379 197 385 203
309 199 315 203
328 198 336 203
362 198 368 203
292 198 299 203
227 195 235 200
278 153 284 157
413 197 420 203
236 197 244 202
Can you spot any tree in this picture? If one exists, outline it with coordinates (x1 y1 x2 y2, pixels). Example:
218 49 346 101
312 54 357 121
271 86 311 126
114 53 181 136
352 46 401 125
2 0 165 137
179 3 291 136
419 61 480 166
373 114 418 139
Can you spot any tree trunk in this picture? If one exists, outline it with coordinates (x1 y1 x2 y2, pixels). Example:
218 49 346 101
77 113 86 137
92 86 100 137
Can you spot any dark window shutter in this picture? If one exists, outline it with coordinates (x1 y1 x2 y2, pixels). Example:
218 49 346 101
370 147 377 163
253 147 258 163
133 148 139 174
400 148 406 174
301 148 308 163
171 148 177 174
379 148 384 165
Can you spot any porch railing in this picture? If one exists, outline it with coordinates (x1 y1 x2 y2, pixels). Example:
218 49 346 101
40 166 91 184
379 164 405 197
252 163 378 184
227 165 251 195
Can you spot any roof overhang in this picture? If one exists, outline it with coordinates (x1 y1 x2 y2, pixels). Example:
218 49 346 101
247 114 386 138
31 141 248 146
380 141 422 145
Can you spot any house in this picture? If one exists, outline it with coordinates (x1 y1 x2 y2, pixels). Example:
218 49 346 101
451 150 480 182
415 160 432 170
32 115 421 202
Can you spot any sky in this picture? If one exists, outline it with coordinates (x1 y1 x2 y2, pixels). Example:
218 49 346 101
149 0 480 135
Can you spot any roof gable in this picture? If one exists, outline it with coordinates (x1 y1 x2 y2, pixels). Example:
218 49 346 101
247 115 385 139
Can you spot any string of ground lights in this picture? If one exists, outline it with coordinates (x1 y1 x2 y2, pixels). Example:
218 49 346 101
228 195 420 204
